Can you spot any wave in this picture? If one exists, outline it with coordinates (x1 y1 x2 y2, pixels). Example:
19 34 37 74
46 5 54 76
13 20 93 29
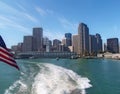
4 63 92 94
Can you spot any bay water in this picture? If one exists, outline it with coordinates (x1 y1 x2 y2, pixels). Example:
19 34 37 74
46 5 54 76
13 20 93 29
0 58 120 94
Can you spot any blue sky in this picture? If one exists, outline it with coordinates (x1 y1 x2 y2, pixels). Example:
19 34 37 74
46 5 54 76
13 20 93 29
0 0 120 48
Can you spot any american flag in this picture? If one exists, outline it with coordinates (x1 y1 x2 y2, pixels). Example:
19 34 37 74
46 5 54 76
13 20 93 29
0 35 19 70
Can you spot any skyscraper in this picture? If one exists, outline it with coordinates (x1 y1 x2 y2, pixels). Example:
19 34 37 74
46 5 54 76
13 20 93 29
96 33 103 53
43 37 50 52
53 39 61 47
62 38 66 46
104 43 107 52
107 38 119 53
33 27 43 51
17 43 23 52
78 23 89 56
72 35 79 54
53 39 61 52
89 35 97 55
65 33 72 46
22 36 33 52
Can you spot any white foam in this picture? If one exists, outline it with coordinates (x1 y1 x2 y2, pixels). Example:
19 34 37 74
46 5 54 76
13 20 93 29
4 72 28 94
4 80 28 94
31 63 92 94
4 63 92 94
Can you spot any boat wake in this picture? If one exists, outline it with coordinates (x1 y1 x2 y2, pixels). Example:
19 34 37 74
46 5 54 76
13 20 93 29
4 62 92 94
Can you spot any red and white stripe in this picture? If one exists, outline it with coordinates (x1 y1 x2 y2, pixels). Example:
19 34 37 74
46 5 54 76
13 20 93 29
0 47 19 70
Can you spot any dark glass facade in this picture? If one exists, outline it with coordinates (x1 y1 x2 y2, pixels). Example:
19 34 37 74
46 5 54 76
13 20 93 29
107 38 119 53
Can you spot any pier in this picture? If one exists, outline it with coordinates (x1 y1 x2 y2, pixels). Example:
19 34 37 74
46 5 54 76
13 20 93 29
16 52 77 59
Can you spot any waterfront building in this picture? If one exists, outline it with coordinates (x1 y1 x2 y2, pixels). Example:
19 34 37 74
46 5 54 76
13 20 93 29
107 38 119 53
104 43 107 52
78 23 89 56
53 39 61 52
22 36 33 52
49 40 52 46
61 38 71 52
72 35 79 54
53 39 61 47
62 38 66 46
43 37 49 45
43 37 51 52
119 43 120 53
33 27 43 51
48 40 52 52
17 43 23 52
96 33 103 52
11 45 18 52
65 33 72 46
68 46 73 52
58 44 65 52
89 35 97 55
11 43 23 53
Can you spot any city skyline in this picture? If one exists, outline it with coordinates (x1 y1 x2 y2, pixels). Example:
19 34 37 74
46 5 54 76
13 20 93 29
1 0 120 48
11 23 104 55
